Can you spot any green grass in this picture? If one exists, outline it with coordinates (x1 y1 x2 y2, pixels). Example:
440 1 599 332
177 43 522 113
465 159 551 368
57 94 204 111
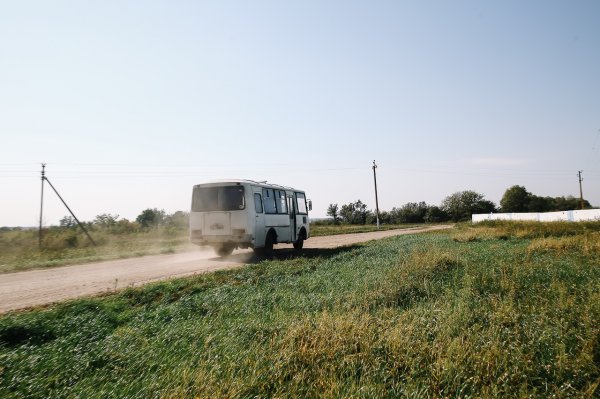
0 223 599 398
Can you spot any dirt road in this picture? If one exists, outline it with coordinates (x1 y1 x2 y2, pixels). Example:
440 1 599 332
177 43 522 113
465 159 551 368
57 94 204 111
0 225 451 313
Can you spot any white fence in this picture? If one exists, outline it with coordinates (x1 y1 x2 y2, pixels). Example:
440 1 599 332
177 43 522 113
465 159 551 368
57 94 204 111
472 209 600 223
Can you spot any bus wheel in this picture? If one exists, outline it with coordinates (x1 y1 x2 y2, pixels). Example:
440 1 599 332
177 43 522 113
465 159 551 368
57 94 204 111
216 245 234 257
263 232 275 259
293 236 304 251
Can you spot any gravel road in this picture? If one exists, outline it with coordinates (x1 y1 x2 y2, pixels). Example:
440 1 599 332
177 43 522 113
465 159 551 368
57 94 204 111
0 225 451 313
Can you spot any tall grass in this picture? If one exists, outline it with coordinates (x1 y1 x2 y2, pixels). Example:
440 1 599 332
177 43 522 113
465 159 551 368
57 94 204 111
0 223 598 398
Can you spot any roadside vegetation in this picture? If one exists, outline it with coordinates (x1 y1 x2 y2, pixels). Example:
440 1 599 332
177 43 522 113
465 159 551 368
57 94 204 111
0 210 191 273
1 221 598 398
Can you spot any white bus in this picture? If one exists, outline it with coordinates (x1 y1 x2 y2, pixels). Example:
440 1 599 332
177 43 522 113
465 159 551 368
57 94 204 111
190 180 311 257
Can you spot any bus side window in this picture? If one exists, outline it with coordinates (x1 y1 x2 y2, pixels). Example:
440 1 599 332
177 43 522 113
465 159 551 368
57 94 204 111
262 189 277 214
254 193 263 213
275 190 287 214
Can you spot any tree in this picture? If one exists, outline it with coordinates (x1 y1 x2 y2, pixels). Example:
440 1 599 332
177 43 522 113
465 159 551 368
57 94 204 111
441 191 497 222
500 185 531 212
339 200 369 224
326 204 340 224
392 202 429 223
553 196 591 211
164 211 189 230
136 208 166 228
93 213 120 227
378 210 391 225
499 186 593 212
527 195 554 212
59 215 76 228
339 203 354 224
424 206 448 223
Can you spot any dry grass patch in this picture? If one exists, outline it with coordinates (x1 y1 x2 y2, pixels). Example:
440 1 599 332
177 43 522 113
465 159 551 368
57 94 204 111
527 232 600 255
452 226 509 242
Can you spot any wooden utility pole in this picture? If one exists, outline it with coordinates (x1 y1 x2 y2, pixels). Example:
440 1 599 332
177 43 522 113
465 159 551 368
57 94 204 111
372 160 380 229
578 170 584 210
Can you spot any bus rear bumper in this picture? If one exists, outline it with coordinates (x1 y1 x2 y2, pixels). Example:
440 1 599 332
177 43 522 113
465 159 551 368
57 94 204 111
190 233 254 248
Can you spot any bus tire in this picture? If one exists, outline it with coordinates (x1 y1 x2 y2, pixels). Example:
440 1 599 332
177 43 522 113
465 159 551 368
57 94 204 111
263 232 275 259
293 236 304 251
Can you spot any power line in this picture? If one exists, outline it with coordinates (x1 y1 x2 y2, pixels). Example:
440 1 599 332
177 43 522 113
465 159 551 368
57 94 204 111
1 162 599 182
2 166 597 176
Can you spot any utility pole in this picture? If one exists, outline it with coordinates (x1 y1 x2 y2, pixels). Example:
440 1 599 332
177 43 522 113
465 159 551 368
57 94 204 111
39 163 46 249
372 160 380 229
578 170 584 210
37 165 96 248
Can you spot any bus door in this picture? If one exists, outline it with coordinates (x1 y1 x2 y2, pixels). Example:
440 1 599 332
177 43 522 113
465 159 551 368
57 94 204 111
288 195 297 242
253 189 266 247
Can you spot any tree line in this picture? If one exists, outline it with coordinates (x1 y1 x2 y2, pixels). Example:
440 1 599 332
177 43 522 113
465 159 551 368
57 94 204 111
326 186 593 224
56 209 189 233
499 185 590 213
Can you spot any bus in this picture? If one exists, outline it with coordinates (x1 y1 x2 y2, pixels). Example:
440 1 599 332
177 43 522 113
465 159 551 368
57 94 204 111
190 180 311 257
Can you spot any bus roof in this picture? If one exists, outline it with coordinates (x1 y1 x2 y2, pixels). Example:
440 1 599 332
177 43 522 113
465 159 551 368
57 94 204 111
193 180 303 192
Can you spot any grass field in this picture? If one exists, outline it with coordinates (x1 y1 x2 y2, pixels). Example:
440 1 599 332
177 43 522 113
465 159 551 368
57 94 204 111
0 223 422 273
0 221 599 398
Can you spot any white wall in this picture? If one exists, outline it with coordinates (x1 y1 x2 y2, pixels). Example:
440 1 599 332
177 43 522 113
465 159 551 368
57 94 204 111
472 209 600 223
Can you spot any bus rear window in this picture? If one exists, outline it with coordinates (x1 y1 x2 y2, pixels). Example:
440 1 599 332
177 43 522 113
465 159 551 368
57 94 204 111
192 186 245 211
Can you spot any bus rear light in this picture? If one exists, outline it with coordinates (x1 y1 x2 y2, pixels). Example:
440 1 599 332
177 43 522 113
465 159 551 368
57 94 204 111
191 229 203 238
232 229 246 235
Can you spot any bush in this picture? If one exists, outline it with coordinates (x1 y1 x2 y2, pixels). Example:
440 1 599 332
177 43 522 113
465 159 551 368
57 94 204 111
136 209 166 228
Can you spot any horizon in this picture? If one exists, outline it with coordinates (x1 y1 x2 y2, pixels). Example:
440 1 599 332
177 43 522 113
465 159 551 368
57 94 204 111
3 176 596 229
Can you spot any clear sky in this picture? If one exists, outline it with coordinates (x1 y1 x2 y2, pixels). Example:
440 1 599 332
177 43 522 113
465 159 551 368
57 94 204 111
1 1 599 227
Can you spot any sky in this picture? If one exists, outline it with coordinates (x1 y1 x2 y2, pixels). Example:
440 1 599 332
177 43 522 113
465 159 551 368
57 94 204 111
1 0 599 227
